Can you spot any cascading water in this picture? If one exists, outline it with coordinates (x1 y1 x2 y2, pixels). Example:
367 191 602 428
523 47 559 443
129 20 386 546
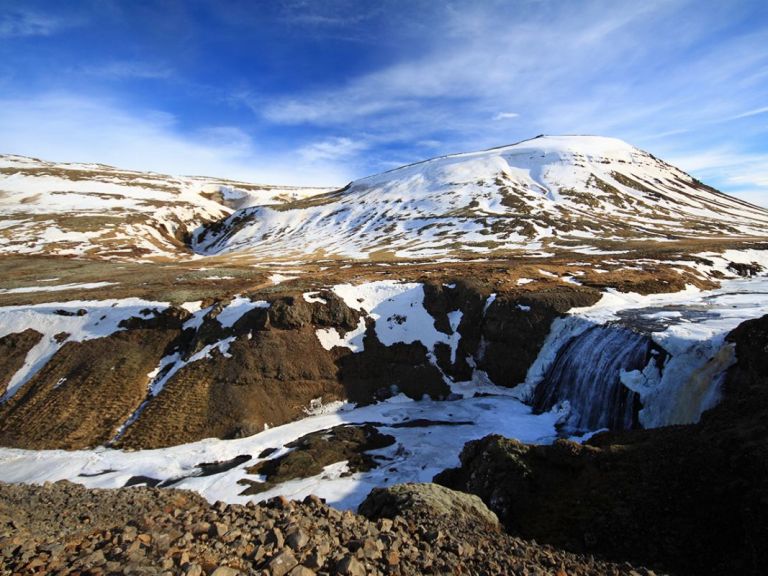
532 324 654 431
522 277 768 433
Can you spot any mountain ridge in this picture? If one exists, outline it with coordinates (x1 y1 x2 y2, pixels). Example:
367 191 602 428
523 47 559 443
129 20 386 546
194 135 768 260
3 136 768 263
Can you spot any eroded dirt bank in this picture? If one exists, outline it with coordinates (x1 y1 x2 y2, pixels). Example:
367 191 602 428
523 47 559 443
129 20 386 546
0 279 598 450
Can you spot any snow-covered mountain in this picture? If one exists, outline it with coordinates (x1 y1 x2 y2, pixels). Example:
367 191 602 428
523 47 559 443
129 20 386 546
0 154 332 260
4 136 768 262
195 135 768 260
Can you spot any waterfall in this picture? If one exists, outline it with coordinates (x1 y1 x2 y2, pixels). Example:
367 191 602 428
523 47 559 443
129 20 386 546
532 325 654 431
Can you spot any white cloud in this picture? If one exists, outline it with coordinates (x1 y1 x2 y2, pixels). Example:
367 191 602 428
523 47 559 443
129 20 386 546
730 106 768 120
0 93 351 187
298 137 368 162
247 1 768 207
666 147 768 208
726 189 768 208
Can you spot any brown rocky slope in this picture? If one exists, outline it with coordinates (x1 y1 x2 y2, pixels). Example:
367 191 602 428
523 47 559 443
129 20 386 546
0 280 599 450
0 480 653 576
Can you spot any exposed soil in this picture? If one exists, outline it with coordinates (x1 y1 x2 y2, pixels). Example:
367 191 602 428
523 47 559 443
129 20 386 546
118 328 345 449
0 238 762 308
0 329 41 397
0 328 181 449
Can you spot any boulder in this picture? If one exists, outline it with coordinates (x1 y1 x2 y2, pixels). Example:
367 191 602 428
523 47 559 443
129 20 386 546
358 482 499 530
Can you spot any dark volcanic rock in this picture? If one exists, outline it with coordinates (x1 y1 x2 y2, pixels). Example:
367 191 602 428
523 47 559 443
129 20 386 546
477 286 600 387
239 424 395 495
118 305 191 330
437 313 768 576
727 261 764 277
338 323 450 403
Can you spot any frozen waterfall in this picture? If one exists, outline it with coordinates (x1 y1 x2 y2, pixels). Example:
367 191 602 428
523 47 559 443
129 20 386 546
520 276 768 433
531 324 652 431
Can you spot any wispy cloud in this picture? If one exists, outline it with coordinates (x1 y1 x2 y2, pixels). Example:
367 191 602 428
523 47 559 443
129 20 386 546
1 0 767 206
494 112 519 121
81 60 174 80
0 93 351 186
666 147 768 207
730 106 768 120
0 7 75 38
252 0 768 203
298 136 369 162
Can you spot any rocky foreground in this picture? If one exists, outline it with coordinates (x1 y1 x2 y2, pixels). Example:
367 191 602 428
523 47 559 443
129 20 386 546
0 480 655 576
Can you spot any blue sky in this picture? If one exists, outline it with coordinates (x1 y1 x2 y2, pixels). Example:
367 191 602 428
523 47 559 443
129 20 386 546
1 1 767 207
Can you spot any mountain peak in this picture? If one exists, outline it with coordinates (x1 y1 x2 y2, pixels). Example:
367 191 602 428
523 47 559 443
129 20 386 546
196 135 768 261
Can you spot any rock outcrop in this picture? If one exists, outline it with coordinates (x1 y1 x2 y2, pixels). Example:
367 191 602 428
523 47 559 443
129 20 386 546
358 482 499 530
0 280 590 450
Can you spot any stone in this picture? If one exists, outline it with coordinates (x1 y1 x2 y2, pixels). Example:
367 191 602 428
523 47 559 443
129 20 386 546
336 555 366 576
362 538 382 560
358 483 499 529
269 549 299 576
84 550 106 566
210 567 239 576
386 550 400 566
191 522 211 536
184 565 203 576
213 522 229 538
304 548 325 570
376 518 393 532
267 527 285 549
287 567 316 576
285 528 309 551
123 526 138 542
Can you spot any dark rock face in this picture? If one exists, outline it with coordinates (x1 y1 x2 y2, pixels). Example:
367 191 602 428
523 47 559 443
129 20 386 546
337 324 450 404
118 306 191 330
437 314 768 576
0 329 42 397
475 287 600 387
0 480 649 576
268 292 361 331
420 280 601 388
727 261 764 277
0 281 597 450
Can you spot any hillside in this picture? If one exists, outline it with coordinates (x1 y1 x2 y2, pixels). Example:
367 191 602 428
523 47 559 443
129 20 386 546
0 154 332 261
195 135 768 260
